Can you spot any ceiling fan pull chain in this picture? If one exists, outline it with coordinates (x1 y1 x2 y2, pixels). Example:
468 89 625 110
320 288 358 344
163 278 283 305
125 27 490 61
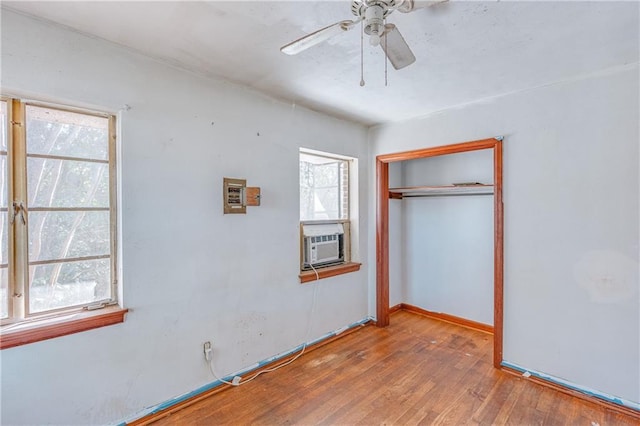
360 20 365 87
384 17 388 87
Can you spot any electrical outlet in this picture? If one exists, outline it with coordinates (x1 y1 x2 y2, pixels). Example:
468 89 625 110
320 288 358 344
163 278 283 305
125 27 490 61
203 341 212 361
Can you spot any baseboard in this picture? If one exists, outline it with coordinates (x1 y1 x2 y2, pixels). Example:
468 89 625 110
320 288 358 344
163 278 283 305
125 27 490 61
396 303 494 334
124 316 373 425
389 303 403 314
501 362 640 419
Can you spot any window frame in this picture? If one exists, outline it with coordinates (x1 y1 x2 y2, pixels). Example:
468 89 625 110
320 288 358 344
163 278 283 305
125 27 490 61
0 96 126 348
298 148 361 282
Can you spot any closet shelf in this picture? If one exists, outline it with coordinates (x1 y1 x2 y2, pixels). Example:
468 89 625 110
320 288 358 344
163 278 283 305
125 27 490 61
389 184 494 199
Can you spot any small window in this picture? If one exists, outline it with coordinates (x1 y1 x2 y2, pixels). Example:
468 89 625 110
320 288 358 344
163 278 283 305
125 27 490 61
299 151 349 221
1 98 119 325
299 149 359 280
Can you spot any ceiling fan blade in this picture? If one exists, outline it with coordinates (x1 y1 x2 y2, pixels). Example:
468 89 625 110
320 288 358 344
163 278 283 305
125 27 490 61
281 20 356 55
397 0 449 13
380 24 416 70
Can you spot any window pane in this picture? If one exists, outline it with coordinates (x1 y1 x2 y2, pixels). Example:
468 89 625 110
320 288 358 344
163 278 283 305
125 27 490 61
29 258 110 313
0 212 7 266
27 158 109 208
300 160 313 220
0 267 7 319
28 211 110 262
24 104 113 314
0 100 7 151
0 155 7 208
300 155 348 221
26 105 108 161
312 187 339 219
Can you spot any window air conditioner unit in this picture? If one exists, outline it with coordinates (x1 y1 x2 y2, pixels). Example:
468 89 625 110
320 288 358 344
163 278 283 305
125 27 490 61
302 223 345 270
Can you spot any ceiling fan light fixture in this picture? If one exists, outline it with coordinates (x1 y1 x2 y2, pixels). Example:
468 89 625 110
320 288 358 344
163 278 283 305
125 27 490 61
363 4 384 36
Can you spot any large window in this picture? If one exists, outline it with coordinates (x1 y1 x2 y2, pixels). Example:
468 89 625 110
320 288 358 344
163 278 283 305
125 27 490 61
299 148 359 281
1 98 118 326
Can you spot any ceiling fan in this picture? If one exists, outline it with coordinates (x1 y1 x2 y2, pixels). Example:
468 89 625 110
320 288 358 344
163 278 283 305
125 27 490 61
280 0 448 71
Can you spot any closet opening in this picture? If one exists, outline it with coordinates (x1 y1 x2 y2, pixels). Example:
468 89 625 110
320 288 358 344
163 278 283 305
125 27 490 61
376 137 504 367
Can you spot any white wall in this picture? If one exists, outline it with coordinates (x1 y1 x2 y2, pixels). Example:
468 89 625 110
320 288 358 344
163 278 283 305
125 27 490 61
388 162 405 307
0 10 368 425
368 66 639 404
398 151 494 325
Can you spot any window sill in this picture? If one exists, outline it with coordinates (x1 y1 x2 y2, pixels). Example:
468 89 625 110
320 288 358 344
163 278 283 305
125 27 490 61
0 307 128 350
299 262 361 283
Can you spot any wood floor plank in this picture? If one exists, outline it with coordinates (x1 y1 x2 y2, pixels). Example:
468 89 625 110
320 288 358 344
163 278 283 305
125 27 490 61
150 311 639 425
325 348 439 425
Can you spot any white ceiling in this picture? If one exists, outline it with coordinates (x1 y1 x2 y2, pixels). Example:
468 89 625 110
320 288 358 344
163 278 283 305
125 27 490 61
4 1 639 125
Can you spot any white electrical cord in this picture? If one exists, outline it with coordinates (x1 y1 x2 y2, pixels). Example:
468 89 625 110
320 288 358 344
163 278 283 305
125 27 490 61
207 265 320 386
207 358 237 386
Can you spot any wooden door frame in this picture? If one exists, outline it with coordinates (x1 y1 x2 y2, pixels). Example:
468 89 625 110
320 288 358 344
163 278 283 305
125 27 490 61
376 137 504 368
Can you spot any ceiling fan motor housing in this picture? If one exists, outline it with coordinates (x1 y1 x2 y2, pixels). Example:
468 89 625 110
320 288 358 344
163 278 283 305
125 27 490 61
351 0 397 20
352 0 406 38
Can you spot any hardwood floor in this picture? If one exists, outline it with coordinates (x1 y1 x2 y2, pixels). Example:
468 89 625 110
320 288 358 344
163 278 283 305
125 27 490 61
150 311 638 425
